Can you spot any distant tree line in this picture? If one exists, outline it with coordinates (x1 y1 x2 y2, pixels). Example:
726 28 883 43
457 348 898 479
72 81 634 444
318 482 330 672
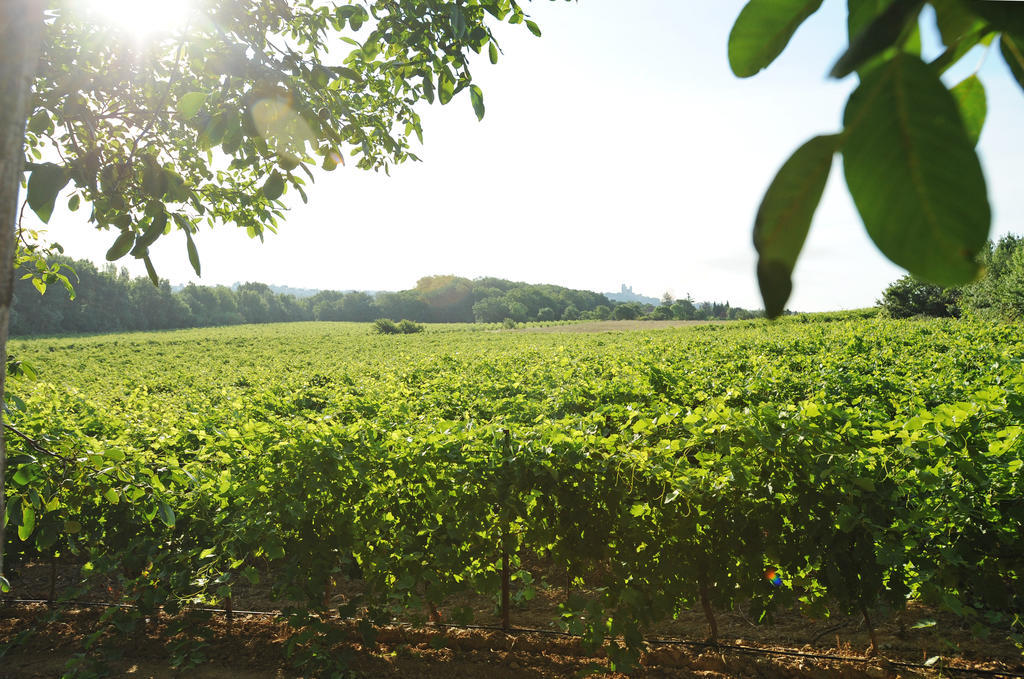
878 234 1024 320
10 258 763 336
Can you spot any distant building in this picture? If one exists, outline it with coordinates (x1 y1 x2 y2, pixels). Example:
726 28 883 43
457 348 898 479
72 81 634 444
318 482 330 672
604 284 660 306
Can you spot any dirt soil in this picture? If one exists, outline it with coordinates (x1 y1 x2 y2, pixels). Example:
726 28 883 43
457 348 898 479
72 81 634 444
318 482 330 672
3 561 1022 679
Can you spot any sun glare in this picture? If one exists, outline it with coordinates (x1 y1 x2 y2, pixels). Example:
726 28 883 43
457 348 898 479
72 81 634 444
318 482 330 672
79 0 194 39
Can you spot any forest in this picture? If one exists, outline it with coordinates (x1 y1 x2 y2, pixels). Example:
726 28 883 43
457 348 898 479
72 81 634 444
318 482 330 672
10 258 761 335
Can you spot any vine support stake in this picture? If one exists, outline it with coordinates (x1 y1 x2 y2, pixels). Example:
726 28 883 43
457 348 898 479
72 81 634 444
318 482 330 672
48 551 56 605
699 576 718 643
860 601 878 657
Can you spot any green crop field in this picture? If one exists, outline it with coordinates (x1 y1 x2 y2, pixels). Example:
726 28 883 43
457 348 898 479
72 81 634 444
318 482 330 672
4 318 1024 673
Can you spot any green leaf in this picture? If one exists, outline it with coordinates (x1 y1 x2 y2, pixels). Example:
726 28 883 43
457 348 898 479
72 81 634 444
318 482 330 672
262 170 285 200
18 506 36 541
1001 33 1024 93
422 74 435 104
489 41 499 64
177 91 208 120
143 162 169 197
848 0 890 42
157 501 176 527
68 194 80 212
842 54 989 286
950 75 986 146
27 163 70 224
438 71 455 105
972 2 1024 35
931 23 991 75
265 539 285 560
144 255 159 286
911 619 937 629
728 0 824 77
831 0 924 78
451 5 467 38
931 0 985 47
105 230 136 261
470 85 485 121
27 110 50 135
334 66 362 83
104 488 119 504
12 466 35 485
185 230 201 276
754 135 839 318
134 211 168 254
1 575 10 593
525 19 542 37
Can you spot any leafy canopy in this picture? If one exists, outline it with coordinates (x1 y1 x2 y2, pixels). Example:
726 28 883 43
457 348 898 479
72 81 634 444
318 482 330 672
22 0 560 286
731 0 1024 317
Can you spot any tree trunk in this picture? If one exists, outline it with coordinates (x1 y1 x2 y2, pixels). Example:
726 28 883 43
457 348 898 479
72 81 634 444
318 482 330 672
0 0 44 589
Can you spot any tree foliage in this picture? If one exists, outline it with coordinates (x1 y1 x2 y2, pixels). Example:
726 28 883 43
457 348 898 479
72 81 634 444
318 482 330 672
732 0 1024 317
960 233 1024 319
3 0 568 590
20 0 563 282
878 275 961 318
878 234 1024 319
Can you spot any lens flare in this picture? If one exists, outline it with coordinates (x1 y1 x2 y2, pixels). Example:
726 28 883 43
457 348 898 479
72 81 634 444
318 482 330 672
764 568 783 587
78 0 194 40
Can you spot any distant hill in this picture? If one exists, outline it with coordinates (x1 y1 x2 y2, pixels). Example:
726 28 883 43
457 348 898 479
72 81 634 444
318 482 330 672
604 284 660 306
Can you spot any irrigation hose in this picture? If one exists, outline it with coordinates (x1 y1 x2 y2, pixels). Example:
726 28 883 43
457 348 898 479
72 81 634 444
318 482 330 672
3 597 1022 678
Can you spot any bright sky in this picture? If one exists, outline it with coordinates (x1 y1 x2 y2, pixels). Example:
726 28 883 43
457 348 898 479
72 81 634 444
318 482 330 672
36 1 1024 311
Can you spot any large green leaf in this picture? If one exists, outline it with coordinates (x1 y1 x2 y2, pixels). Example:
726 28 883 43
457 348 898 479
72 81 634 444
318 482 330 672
470 85 485 121
143 255 160 286
754 135 840 318
842 54 989 286
156 501 176 528
1000 33 1024 93
950 75 986 145
728 0 823 78
831 0 924 78
26 163 70 224
176 91 208 120
931 0 985 46
848 0 890 41
438 69 455 105
971 2 1024 36
18 506 35 541
185 230 201 276
105 230 136 261
262 170 285 200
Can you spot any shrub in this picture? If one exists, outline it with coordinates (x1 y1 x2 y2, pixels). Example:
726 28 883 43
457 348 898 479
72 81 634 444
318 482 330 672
397 319 424 334
878 276 960 318
536 307 556 322
373 318 400 334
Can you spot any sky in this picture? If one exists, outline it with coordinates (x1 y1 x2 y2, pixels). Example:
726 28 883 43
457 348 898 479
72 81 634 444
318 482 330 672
33 1 1024 311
